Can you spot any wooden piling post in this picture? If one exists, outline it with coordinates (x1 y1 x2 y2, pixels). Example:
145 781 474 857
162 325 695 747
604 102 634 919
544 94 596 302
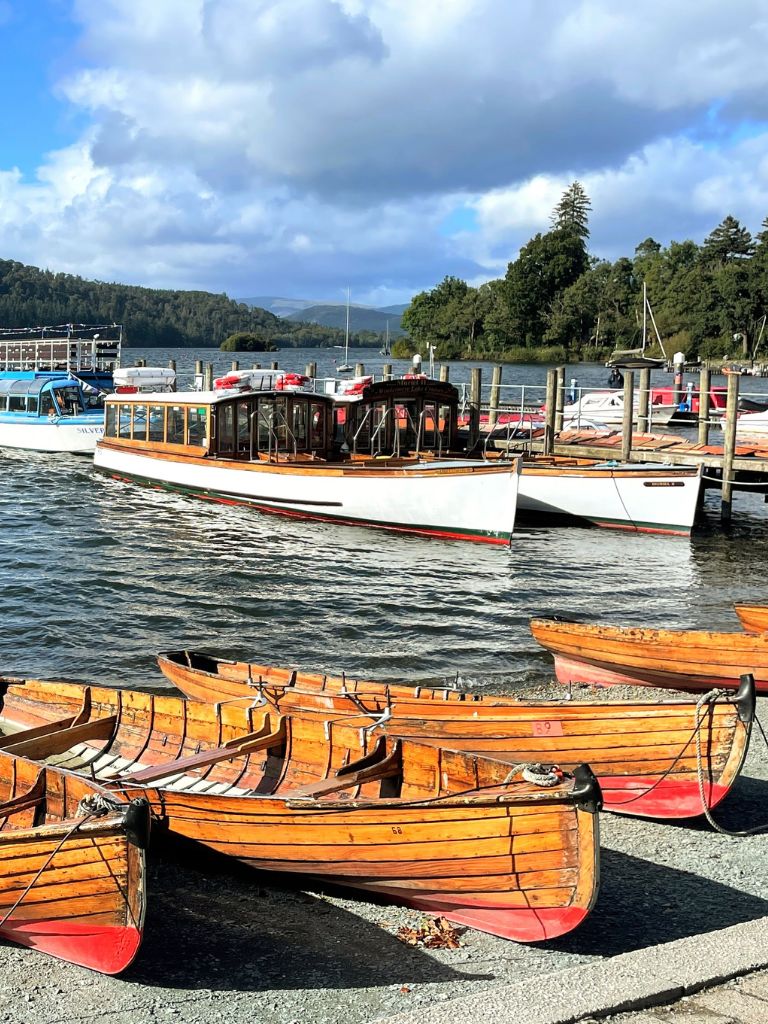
231 359 239 372
355 362 365 377
621 370 635 462
439 364 449 382
135 357 146 367
305 362 317 378
204 363 214 391
637 367 650 434
469 367 482 450
252 363 261 370
721 371 740 522
270 361 279 370
697 367 711 446
488 365 502 429
554 365 566 433
168 358 177 392
544 368 557 455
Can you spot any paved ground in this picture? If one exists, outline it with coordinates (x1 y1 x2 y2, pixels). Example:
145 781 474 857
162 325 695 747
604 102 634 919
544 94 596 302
607 970 768 1024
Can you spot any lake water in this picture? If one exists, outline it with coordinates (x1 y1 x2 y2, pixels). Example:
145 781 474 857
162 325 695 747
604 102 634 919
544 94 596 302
1 347 767 692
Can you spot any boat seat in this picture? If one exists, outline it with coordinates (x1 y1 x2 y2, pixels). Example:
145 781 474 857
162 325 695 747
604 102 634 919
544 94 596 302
287 737 402 801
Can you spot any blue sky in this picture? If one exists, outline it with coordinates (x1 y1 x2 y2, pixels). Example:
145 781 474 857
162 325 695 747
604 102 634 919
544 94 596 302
0 0 767 306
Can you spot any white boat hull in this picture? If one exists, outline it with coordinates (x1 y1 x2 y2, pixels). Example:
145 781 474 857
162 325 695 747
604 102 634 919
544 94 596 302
518 463 702 536
563 393 677 428
0 417 104 453
720 411 768 436
94 446 521 544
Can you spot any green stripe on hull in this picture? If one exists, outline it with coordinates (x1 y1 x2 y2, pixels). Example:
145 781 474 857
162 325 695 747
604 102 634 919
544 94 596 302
96 465 512 544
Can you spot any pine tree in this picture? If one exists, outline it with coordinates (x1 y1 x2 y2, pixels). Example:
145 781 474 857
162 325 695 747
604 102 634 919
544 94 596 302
701 215 755 264
550 181 592 239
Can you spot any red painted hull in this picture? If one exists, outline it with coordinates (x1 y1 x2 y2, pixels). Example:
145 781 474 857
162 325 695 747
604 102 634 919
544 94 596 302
0 920 143 975
596 775 729 819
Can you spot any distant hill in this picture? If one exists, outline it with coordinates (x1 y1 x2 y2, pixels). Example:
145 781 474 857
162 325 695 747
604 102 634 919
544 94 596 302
237 296 321 317
286 304 404 336
377 303 409 315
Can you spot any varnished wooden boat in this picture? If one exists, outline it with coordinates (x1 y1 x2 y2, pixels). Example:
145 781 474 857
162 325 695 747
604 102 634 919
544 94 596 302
0 676 600 943
0 747 149 973
530 616 768 695
156 650 754 821
734 604 768 633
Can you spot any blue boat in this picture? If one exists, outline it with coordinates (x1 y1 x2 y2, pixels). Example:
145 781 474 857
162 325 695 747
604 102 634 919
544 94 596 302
0 371 107 452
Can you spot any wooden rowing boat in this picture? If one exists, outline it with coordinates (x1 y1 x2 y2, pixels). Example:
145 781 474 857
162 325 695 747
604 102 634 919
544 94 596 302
0 676 600 943
530 616 768 695
156 650 754 821
734 604 768 633
0 747 149 972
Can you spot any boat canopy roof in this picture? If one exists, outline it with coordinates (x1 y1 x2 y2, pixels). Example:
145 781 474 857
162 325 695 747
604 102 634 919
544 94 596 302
0 376 80 397
105 388 335 407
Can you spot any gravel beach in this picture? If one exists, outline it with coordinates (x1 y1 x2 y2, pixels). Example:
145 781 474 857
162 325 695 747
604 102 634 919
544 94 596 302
3 683 767 1024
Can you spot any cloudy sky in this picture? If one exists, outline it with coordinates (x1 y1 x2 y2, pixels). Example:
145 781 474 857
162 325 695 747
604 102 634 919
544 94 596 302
2 0 768 306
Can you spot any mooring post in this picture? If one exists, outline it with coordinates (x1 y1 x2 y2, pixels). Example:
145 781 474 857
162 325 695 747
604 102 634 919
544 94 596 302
135 357 146 367
355 362 365 377
637 367 650 434
697 367 711 446
167 358 177 392
621 370 635 462
721 371 740 522
544 368 557 455
554 365 566 433
204 363 214 390
489 365 502 429
252 363 261 370
305 361 317 378
439 364 449 382
231 359 239 372
469 367 482 450
382 363 392 380
270 361 279 371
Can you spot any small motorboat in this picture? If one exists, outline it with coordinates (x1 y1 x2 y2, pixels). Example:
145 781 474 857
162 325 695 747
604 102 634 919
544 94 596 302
562 390 678 428
156 650 754 821
0 677 601 943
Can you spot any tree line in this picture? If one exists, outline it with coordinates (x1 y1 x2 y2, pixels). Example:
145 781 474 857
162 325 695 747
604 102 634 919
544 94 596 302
400 184 768 362
0 259 361 349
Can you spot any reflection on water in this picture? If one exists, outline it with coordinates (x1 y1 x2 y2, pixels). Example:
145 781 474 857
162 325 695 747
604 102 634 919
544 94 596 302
1 348 767 691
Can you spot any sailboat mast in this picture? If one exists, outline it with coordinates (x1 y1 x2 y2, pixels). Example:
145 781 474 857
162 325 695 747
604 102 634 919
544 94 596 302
642 281 647 354
345 287 350 361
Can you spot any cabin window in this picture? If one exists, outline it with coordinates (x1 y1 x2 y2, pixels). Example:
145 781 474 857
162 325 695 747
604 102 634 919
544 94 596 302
0 395 6 411
187 407 207 446
256 403 273 452
148 406 165 442
132 404 148 441
396 400 419 452
420 402 438 450
217 403 235 454
310 402 325 450
274 397 289 448
439 404 453 447
292 400 308 450
39 393 54 417
27 396 38 414
105 405 117 436
167 406 185 444
8 395 26 412
118 404 132 438
236 400 252 455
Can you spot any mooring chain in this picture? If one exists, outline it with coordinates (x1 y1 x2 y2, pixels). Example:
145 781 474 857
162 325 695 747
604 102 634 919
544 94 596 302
695 687 768 837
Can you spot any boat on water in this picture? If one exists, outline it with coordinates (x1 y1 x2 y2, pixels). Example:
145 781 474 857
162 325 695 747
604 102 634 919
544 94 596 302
332 376 703 535
157 649 754 821
734 603 768 633
93 372 521 545
720 406 768 436
0 371 107 452
0 745 148 972
530 616 768 694
0 677 602 942
561 390 678 428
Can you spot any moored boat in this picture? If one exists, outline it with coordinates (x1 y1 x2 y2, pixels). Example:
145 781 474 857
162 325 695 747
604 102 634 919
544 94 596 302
156 650 754 820
561 390 678 428
93 379 521 545
0 372 106 453
734 603 768 633
0 748 148 972
0 677 601 942
530 616 768 694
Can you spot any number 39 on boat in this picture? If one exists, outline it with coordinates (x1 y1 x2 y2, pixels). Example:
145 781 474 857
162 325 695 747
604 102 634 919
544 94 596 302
93 374 521 544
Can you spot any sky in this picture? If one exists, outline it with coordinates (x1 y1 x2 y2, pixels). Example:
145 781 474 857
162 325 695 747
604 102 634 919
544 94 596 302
1 1 768 307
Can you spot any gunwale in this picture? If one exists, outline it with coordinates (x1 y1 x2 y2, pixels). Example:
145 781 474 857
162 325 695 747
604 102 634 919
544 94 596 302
156 650 753 821
530 617 768 693
734 604 768 633
0 748 148 973
0 676 601 943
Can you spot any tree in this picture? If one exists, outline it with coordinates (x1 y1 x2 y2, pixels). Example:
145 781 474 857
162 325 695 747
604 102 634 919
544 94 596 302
701 216 755 265
550 181 592 240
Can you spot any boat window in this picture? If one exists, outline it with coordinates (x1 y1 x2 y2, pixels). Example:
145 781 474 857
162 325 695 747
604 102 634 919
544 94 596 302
105 404 117 437
274 397 289 448
27 395 38 414
396 400 419 452
0 395 6 411
236 400 251 456
310 402 325 450
256 403 272 452
167 406 185 444
118 404 132 438
439 403 453 447
217 403 235 454
420 402 438 450
187 407 207 446
292 400 308 450
370 400 389 453
39 392 55 417
148 406 165 442
132 404 148 441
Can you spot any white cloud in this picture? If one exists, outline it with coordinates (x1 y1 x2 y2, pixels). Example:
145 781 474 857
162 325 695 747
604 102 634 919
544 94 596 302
1 0 768 301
